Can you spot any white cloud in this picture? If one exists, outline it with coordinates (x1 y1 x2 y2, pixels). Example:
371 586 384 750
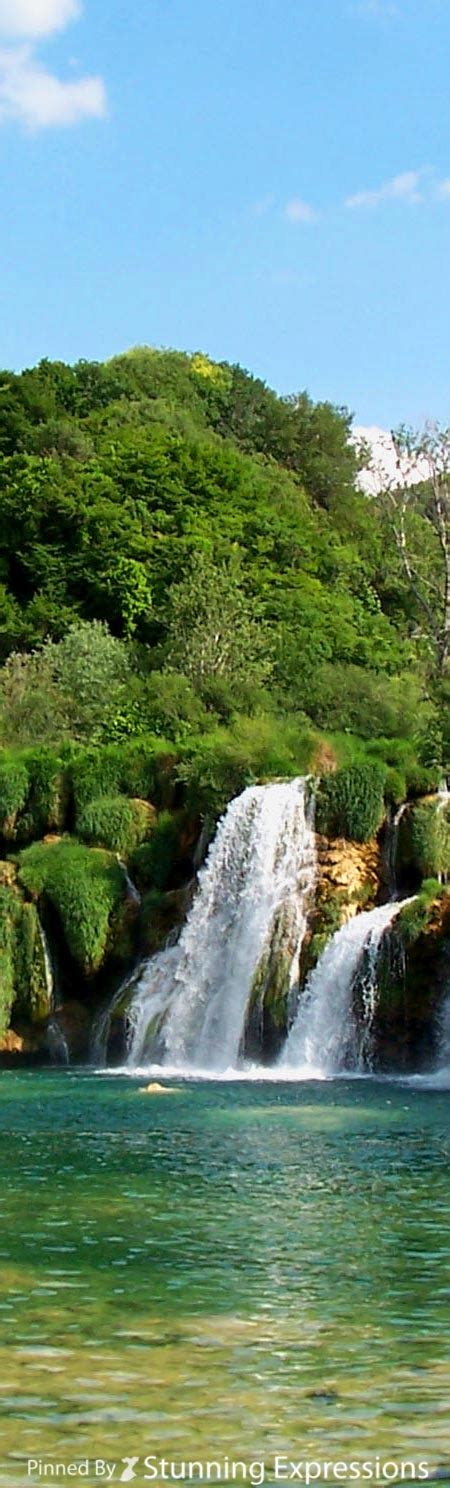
0 0 79 38
0 44 105 126
285 197 318 223
0 0 106 128
437 177 450 199
346 170 423 209
352 426 429 494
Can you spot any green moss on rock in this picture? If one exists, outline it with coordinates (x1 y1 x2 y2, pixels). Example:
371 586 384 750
13 901 53 1024
397 800 450 883
0 757 30 840
17 838 126 975
21 749 67 840
0 885 17 1035
315 763 386 843
77 795 155 856
244 904 304 1061
131 811 181 892
71 738 178 820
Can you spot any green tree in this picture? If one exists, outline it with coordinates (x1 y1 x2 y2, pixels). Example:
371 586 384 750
165 555 273 695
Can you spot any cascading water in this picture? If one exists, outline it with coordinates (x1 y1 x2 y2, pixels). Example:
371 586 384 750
281 899 411 1077
37 919 70 1066
436 993 450 1070
90 962 144 1066
126 778 316 1074
384 802 408 897
117 859 141 907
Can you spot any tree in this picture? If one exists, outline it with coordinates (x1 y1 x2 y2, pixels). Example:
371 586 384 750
379 424 450 674
164 555 273 696
0 621 133 745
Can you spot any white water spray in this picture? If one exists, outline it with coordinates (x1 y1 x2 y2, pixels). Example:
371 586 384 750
281 899 410 1077
127 779 316 1073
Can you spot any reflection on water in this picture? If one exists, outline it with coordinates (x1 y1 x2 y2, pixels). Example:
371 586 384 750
0 1073 449 1482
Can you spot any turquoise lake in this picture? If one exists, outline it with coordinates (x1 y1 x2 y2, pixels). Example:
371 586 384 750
0 1073 449 1485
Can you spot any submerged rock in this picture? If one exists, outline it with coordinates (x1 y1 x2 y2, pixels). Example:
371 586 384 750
139 1081 180 1094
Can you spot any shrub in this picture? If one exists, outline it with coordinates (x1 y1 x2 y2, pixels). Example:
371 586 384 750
407 802 450 880
395 881 443 948
18 839 125 974
405 764 442 799
130 812 180 892
119 740 177 806
0 756 30 837
20 748 67 839
177 715 315 817
384 767 407 807
77 795 154 856
71 738 178 820
137 671 211 739
71 746 123 818
315 763 386 842
177 735 256 817
306 663 425 740
416 716 444 771
49 620 133 740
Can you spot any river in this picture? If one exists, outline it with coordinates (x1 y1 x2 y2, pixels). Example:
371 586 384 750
0 1072 449 1484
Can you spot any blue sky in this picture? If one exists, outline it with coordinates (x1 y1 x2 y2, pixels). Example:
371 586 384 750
1 0 450 425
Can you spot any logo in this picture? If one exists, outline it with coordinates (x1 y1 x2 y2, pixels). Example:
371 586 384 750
120 1462 140 1483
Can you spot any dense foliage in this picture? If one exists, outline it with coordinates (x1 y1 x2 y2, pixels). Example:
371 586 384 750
0 344 445 771
0 344 449 1049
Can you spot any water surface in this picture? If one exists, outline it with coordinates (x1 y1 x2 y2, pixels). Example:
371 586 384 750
0 1073 449 1483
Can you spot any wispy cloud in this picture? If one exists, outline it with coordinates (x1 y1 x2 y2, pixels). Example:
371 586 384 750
0 1 80 37
285 197 318 224
0 0 106 128
346 170 424 209
436 178 450 199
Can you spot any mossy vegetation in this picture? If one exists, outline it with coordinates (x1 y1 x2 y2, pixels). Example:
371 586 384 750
17 839 126 975
0 758 30 838
0 885 17 1035
315 763 386 843
13 901 53 1023
77 795 155 856
131 812 182 893
397 801 450 884
395 879 445 948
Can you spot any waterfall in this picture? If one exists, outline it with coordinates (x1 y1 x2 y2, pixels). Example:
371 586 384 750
127 778 316 1074
436 994 450 1069
117 859 141 907
90 963 144 1066
37 919 70 1066
281 899 410 1077
384 802 408 896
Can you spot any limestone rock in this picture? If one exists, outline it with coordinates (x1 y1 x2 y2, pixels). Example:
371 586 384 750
0 1028 35 1056
315 834 382 915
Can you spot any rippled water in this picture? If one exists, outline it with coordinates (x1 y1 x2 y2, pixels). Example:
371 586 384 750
0 1072 449 1484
